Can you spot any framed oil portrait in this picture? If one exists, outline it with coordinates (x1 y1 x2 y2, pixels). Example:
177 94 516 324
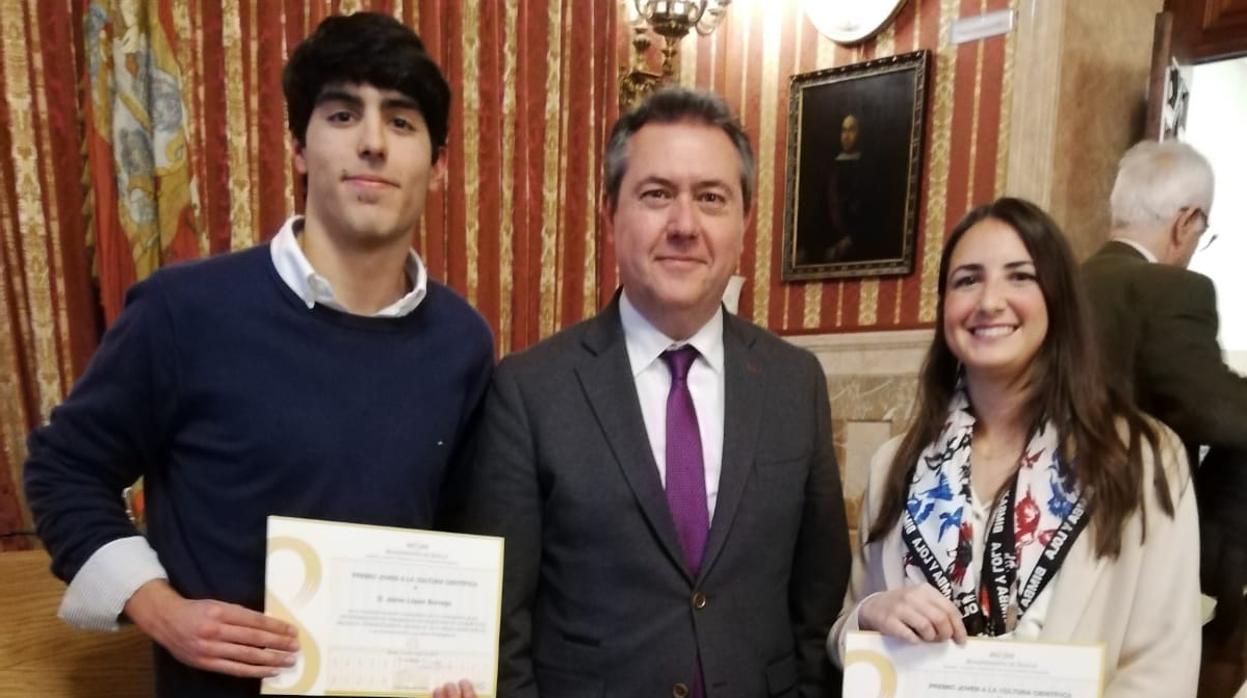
781 50 928 281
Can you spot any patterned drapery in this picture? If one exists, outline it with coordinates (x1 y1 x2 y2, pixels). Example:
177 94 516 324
0 0 98 550
83 0 202 320
0 0 1014 544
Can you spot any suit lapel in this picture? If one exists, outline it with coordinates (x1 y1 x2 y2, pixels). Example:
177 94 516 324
1037 531 1107 639
574 299 690 579
697 313 766 583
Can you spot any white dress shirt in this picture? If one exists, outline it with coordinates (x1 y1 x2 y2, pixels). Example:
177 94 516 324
59 215 427 631
269 216 428 316
619 292 726 519
1111 237 1158 263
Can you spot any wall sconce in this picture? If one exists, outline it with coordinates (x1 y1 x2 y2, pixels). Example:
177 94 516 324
801 0 907 45
619 0 731 110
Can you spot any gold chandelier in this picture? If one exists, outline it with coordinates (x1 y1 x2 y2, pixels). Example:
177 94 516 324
619 0 731 110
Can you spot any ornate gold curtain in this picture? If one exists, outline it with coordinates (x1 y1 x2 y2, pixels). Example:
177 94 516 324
0 0 98 550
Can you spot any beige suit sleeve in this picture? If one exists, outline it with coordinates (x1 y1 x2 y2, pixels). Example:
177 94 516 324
827 437 900 668
1104 431 1201 698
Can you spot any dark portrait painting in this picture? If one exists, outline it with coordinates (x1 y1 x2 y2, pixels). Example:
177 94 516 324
782 50 928 281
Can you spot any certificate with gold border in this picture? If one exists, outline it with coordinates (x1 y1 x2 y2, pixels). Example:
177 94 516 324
261 516 503 697
844 631 1104 697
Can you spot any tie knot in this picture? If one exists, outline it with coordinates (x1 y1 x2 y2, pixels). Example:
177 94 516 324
662 345 699 381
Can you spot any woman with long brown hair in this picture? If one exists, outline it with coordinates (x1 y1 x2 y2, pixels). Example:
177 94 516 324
827 198 1199 695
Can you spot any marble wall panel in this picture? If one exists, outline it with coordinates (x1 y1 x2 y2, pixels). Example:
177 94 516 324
792 329 931 534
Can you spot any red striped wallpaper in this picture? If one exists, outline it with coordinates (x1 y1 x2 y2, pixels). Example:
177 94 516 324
0 0 1016 536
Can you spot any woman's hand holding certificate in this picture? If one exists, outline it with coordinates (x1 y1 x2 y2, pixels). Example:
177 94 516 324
859 584 968 645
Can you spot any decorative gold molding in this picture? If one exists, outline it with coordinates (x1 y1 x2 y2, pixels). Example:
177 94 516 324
916 0 961 323
858 279 879 325
223 0 254 250
499 0 518 355
751 8 781 327
581 23 599 322
537 0 563 340
463 0 481 307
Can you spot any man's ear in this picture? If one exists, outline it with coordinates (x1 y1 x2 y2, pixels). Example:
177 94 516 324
428 147 449 192
292 138 308 175
1172 207 1202 247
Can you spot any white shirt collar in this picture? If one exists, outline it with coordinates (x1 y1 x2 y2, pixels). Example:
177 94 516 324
269 215 427 317
1111 237 1158 264
619 290 724 378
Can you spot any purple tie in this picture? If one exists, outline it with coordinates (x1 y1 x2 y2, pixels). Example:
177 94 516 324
663 346 710 574
663 346 710 698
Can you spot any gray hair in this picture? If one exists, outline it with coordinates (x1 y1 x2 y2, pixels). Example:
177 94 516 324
1109 140 1214 229
602 87 755 213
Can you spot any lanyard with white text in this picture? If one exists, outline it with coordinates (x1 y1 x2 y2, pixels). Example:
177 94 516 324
902 473 1090 637
979 476 1090 636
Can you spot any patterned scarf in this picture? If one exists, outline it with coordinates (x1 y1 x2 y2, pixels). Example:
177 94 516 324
903 388 1081 632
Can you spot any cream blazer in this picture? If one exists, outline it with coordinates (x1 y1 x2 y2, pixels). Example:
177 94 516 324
828 424 1201 698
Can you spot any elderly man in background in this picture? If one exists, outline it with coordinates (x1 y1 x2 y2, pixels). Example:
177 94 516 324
1082 139 1247 633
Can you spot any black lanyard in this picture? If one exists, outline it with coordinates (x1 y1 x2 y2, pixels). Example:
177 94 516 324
902 471 1089 636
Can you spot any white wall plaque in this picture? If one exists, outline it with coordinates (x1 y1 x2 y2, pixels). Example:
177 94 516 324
950 8 1015 45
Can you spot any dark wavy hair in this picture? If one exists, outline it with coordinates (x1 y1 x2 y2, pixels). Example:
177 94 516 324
866 197 1173 558
282 12 450 161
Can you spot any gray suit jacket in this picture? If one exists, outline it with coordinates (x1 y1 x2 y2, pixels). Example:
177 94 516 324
466 297 850 698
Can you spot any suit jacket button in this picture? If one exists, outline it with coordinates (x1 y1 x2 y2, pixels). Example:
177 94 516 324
673 682 690 697
692 592 707 609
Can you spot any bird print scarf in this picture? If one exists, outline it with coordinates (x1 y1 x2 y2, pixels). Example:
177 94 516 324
900 388 1087 636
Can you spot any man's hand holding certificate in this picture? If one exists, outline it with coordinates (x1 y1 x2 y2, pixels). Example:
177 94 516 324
844 631 1105 698
262 516 504 697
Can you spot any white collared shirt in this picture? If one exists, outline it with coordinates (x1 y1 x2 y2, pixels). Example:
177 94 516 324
270 215 428 316
1111 237 1159 264
619 291 726 519
58 216 429 632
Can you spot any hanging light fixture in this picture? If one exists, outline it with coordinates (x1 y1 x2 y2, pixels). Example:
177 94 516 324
619 0 732 110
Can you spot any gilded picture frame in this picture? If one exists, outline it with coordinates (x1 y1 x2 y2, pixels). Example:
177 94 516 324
781 50 928 281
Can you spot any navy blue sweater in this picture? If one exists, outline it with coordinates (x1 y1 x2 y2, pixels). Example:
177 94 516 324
24 244 493 697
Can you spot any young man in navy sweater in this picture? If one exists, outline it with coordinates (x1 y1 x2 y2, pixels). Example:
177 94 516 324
24 13 490 698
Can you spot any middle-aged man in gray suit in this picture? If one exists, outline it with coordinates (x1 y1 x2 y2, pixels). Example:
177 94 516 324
465 87 851 698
